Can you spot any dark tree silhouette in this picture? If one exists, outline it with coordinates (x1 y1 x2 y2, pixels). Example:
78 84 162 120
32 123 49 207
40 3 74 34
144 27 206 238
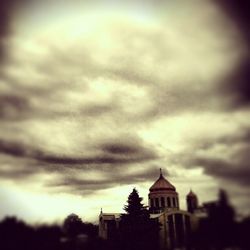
238 216 250 250
192 189 237 250
63 213 83 239
123 188 145 215
120 188 160 250
61 213 100 250
0 216 35 250
218 189 235 219
81 222 98 238
35 224 62 250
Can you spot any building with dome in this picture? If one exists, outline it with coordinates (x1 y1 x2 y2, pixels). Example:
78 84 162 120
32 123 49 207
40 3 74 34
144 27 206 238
149 168 179 213
186 190 199 214
99 169 200 249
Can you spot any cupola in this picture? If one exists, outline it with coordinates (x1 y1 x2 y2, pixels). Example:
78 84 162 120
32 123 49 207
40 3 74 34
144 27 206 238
149 169 179 213
186 189 198 213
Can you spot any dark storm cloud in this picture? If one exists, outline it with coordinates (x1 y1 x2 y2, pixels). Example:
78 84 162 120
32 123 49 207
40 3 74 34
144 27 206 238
80 103 115 117
0 134 161 195
102 142 145 155
0 94 31 120
0 152 52 181
0 166 37 180
0 80 115 122
40 153 155 165
215 0 250 109
221 57 250 108
145 85 215 119
0 139 156 165
48 168 161 193
197 127 250 150
50 178 113 194
192 157 250 187
0 139 32 158
0 1 14 62
39 137 157 165
215 0 250 42
174 127 250 187
0 0 31 63
0 136 158 180
1 0 246 126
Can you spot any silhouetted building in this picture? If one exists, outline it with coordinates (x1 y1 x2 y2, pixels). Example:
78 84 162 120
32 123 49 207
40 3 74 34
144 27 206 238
147 169 197 249
99 169 200 249
149 168 179 214
99 170 239 249
186 190 199 213
98 211 121 240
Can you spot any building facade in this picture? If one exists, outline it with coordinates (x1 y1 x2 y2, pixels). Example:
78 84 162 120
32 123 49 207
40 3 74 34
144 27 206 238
99 169 200 249
149 169 179 214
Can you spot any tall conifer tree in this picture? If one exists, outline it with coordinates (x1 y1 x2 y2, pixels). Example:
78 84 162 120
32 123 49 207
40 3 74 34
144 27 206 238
120 188 160 250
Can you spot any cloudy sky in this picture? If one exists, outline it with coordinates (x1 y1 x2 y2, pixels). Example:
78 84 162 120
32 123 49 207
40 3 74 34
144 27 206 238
0 0 249 223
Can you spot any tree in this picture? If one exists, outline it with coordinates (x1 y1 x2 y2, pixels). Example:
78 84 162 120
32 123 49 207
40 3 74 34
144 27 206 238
123 188 146 217
218 189 235 222
63 213 83 239
0 216 35 250
120 188 160 250
193 189 237 250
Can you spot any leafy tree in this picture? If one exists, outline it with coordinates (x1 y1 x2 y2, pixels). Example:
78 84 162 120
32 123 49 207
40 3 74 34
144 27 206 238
120 188 160 250
82 222 98 238
0 216 35 250
63 213 83 239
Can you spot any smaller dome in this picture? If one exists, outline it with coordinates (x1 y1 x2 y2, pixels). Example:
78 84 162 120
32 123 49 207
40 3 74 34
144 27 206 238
187 189 197 197
149 169 176 192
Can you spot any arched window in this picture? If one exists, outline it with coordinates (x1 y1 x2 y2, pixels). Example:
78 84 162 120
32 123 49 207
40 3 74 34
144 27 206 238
155 198 159 208
173 197 176 207
167 197 171 207
161 197 165 207
150 198 154 208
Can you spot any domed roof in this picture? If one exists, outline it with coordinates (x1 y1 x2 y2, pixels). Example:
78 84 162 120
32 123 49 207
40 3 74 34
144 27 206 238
187 189 197 197
149 169 176 192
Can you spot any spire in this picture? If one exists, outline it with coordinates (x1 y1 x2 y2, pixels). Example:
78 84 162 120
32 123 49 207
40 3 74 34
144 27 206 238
160 168 163 178
187 189 197 197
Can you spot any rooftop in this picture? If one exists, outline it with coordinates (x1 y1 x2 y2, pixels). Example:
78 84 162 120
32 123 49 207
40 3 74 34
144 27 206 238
149 169 176 192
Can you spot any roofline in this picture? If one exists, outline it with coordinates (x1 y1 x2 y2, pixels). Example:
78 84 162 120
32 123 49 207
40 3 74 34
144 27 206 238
150 187 176 192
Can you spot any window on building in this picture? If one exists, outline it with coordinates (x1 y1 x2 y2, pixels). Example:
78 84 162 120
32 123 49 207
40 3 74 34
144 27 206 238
161 197 165 207
167 197 171 207
150 198 154 207
155 198 159 208
168 215 175 246
173 197 176 207
175 214 184 245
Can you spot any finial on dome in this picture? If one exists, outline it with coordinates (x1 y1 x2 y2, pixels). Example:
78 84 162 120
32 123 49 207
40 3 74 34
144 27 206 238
160 168 163 177
187 189 197 197
100 208 103 214
149 168 176 192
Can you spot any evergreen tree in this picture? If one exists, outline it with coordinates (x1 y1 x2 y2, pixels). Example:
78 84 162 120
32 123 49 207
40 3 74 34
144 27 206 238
120 188 160 250
123 188 147 218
